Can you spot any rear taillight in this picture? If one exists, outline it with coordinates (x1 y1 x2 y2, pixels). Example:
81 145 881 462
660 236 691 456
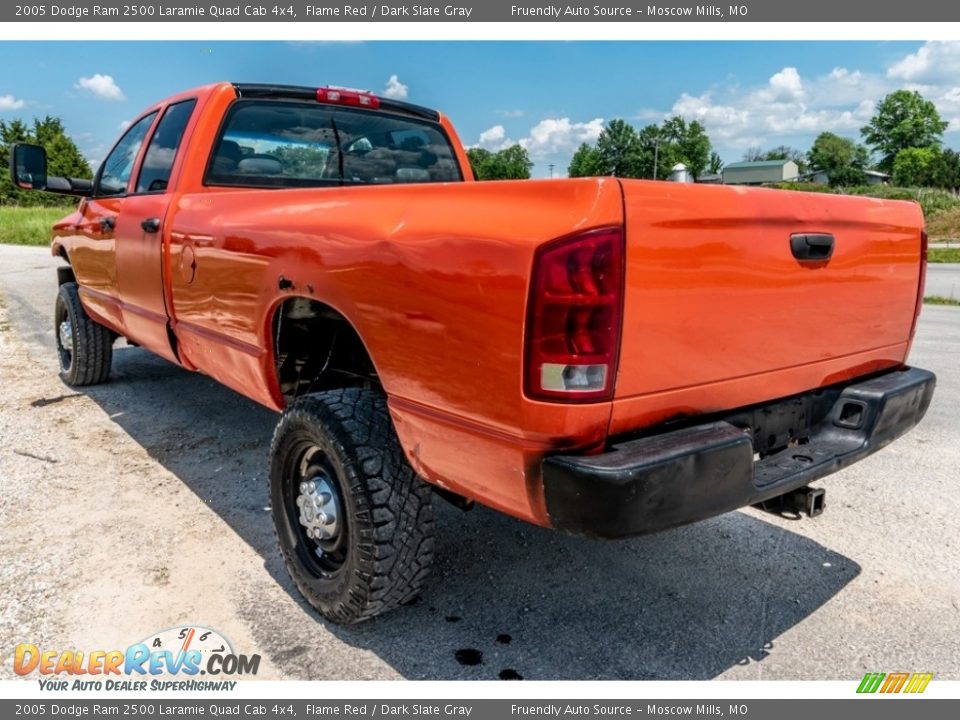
525 227 625 402
911 228 928 339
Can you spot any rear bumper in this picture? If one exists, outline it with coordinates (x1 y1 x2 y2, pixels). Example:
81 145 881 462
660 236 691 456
542 366 936 538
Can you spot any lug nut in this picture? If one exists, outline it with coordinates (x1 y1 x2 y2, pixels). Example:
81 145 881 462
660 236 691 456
299 482 308 494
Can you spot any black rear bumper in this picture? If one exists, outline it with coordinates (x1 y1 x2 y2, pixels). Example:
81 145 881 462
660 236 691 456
542 367 936 538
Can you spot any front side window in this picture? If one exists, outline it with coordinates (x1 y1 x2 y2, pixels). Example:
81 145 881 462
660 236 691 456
96 111 157 197
206 101 461 188
136 99 197 193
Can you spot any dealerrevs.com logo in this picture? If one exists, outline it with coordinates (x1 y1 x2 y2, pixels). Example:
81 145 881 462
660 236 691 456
14 626 260 691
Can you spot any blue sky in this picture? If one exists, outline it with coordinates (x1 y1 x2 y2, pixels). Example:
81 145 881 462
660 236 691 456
2 41 959 177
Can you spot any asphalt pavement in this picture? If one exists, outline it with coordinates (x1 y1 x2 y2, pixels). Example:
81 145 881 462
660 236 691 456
0 244 958 681
927 263 960 299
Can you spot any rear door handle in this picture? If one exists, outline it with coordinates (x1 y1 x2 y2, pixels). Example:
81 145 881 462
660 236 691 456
790 233 835 261
141 217 161 233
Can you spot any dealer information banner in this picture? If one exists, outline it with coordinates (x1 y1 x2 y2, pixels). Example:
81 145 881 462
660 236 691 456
5 1 960 22
3 700 960 719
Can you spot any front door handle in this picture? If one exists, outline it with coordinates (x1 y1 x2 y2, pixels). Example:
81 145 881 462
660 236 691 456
141 217 161 233
790 233 835 261
99 216 116 233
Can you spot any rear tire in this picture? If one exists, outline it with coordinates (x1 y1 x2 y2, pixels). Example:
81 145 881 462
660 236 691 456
54 282 113 386
269 389 435 624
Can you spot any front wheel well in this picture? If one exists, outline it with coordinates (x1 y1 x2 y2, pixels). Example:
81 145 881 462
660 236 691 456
272 297 379 401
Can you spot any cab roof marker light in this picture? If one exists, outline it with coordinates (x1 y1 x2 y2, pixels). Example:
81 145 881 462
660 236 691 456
316 87 381 109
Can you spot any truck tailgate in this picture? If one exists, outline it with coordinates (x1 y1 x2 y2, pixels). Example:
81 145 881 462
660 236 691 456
613 181 923 411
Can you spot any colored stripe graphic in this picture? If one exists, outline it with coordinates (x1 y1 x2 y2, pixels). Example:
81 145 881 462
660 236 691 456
881 672 908 693
857 672 885 693
857 672 933 694
906 673 934 694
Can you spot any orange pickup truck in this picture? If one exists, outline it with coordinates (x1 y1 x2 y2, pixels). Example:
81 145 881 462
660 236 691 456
11 82 935 624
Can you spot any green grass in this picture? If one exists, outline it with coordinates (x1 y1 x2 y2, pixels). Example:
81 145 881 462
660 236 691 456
0 206 74 246
924 295 960 306
766 183 960 221
929 247 960 263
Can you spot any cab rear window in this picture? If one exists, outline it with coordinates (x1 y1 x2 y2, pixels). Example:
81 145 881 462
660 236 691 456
205 100 462 188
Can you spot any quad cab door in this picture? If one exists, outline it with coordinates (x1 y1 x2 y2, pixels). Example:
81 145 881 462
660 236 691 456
68 111 159 334
113 99 197 364
71 99 196 364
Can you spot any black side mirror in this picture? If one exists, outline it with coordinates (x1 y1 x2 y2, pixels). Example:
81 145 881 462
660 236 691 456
10 143 48 190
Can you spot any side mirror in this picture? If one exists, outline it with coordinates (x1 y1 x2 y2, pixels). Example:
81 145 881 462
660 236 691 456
10 143 48 190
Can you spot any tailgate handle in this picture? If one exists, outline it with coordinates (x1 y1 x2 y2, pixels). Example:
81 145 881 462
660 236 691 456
790 233 835 261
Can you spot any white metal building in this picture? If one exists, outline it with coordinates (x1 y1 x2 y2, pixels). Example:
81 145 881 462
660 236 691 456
722 159 800 185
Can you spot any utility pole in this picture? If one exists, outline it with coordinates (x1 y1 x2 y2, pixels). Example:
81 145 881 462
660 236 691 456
548 163 555 178
652 138 660 180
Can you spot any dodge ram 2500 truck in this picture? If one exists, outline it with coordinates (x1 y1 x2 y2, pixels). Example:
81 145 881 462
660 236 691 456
10 82 935 624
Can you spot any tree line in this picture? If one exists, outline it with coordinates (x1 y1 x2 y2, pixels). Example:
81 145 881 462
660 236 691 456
3 88 960 194
1 117 92 206
469 87 960 190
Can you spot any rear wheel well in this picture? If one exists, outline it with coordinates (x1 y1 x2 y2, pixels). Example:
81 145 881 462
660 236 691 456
272 298 379 401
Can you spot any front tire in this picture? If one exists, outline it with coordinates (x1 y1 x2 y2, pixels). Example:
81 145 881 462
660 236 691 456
54 282 113 386
269 389 435 624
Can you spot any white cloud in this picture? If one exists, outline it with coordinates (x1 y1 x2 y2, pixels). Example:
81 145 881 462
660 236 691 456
473 117 604 160
0 94 25 111
477 125 509 150
886 42 960 84
118 119 131 131
646 64 897 152
519 117 605 159
383 74 408 100
764 67 804 102
496 109 525 118
75 74 125 101
829 67 862 85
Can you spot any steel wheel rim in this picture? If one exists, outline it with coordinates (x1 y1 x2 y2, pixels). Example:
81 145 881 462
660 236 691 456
285 441 348 576
55 298 73 372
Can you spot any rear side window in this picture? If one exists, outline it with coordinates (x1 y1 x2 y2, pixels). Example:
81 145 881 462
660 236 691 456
96 111 157 197
136 99 197 193
205 100 462 188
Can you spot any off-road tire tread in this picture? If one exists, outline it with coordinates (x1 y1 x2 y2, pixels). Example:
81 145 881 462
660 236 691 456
57 282 112 386
270 389 435 624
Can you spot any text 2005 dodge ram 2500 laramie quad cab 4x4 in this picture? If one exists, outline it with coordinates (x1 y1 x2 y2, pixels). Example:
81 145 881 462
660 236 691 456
11 82 936 624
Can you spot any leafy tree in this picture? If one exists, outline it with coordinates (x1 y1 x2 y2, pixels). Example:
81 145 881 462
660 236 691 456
467 144 532 180
927 148 960 191
892 146 939 187
807 132 870 187
661 116 711 179
707 151 724 175
566 116 716 181
594 119 644 178
1 115 92 206
861 90 949 172
466 148 492 179
487 144 533 180
568 143 602 177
